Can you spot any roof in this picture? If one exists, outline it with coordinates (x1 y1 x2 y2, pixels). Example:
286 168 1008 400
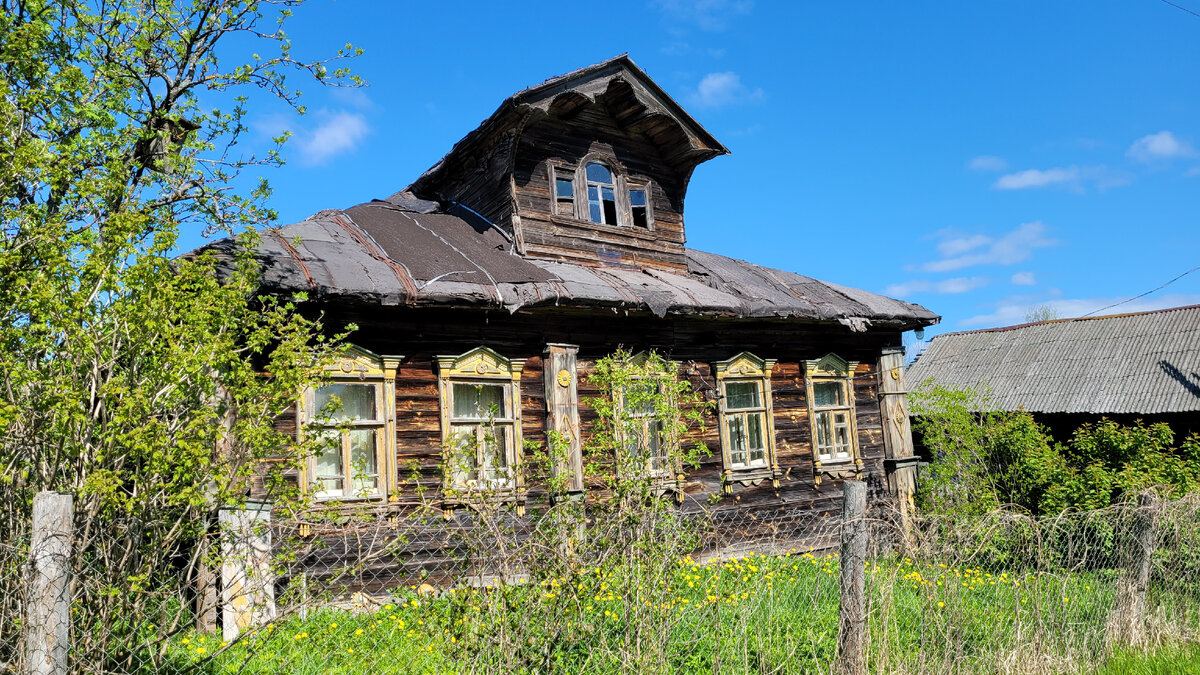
207 195 938 331
408 55 729 198
907 305 1200 414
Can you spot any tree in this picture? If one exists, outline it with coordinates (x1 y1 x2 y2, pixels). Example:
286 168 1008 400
0 1 357 670
1024 304 1060 323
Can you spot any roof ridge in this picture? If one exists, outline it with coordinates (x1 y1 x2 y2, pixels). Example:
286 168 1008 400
929 303 1200 341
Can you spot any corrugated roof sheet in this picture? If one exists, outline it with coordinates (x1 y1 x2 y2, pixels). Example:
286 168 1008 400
207 198 938 330
907 306 1200 414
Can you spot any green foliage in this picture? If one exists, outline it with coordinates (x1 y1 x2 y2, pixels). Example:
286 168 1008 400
912 383 1200 516
583 349 711 500
0 0 358 670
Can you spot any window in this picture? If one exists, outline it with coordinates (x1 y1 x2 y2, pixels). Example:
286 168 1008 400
619 379 670 480
805 354 862 477
301 347 402 501
714 353 780 490
585 162 618 225
448 382 514 488
553 166 575 217
629 187 649 228
436 347 526 497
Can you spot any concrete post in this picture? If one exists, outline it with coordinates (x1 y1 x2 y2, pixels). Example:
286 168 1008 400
27 491 73 675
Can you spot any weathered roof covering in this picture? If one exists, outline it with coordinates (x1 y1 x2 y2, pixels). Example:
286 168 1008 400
907 305 1200 414
212 197 938 330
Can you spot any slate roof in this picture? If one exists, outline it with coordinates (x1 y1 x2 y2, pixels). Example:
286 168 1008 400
907 305 1200 414
210 195 938 331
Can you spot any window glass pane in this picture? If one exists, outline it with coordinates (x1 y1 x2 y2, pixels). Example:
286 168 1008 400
587 185 602 223
747 413 764 450
315 383 376 421
629 189 646 207
314 433 344 497
349 429 378 494
728 415 747 465
815 411 832 458
725 381 760 410
585 162 613 184
452 383 505 420
480 427 510 485
645 420 665 474
556 177 574 199
449 424 479 486
601 188 617 224
624 382 657 417
813 381 845 407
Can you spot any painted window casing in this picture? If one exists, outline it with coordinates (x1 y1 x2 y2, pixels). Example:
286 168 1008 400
300 346 401 502
804 353 863 482
714 352 780 491
436 347 526 500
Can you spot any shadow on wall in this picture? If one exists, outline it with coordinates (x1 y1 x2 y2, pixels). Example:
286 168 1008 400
1159 360 1200 399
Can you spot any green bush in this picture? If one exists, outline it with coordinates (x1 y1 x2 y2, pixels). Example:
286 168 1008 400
912 383 1200 516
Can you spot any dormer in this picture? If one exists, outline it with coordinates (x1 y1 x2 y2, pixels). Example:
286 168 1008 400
404 55 728 272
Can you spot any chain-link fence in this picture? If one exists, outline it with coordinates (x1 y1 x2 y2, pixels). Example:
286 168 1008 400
7 489 1200 674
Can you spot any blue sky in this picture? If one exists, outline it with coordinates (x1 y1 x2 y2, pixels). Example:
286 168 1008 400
209 0 1200 349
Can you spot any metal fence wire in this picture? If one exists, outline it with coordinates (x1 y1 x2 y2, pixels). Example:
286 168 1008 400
7 490 1200 674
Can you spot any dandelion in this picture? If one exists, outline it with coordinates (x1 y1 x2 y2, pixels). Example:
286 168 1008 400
195 647 206 655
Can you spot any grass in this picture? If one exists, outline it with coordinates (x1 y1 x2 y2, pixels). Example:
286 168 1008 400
162 550 1199 674
1092 644 1200 674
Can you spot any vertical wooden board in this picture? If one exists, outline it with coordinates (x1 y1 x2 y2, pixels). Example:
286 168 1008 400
543 344 584 492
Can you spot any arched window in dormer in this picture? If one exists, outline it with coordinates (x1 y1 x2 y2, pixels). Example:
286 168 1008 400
585 161 618 225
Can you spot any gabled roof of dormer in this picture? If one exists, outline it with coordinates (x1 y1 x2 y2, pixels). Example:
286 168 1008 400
406 54 729 200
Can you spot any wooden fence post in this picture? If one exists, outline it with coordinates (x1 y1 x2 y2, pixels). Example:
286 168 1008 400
1109 489 1157 646
26 491 73 675
835 480 868 675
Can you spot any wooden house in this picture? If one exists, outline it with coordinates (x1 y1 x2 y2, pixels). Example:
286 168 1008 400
907 305 1200 442
214 55 939 562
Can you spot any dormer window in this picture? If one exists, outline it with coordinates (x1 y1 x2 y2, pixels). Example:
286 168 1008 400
629 187 649 228
585 162 618 225
554 169 575 216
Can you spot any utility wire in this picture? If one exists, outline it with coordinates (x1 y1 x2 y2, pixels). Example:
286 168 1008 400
1161 0 1200 19
1080 264 1200 317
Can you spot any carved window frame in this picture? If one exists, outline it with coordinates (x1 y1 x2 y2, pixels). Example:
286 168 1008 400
715 352 780 491
436 347 526 505
298 345 402 503
805 353 863 482
613 352 682 490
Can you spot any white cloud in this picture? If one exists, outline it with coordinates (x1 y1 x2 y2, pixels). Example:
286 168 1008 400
935 232 991 258
993 165 1130 192
688 71 764 108
1127 131 1195 163
960 293 1200 328
654 0 753 31
295 111 370 166
885 277 989 297
253 107 372 167
1011 271 1036 286
915 222 1057 273
967 155 1008 172
994 167 1079 190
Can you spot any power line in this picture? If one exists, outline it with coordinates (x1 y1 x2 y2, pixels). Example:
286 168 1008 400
1080 264 1200 317
1161 0 1200 19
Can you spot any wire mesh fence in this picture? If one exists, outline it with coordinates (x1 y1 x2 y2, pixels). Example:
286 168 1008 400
7 490 1200 673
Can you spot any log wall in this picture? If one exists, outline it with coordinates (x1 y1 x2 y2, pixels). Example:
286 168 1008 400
269 305 904 586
